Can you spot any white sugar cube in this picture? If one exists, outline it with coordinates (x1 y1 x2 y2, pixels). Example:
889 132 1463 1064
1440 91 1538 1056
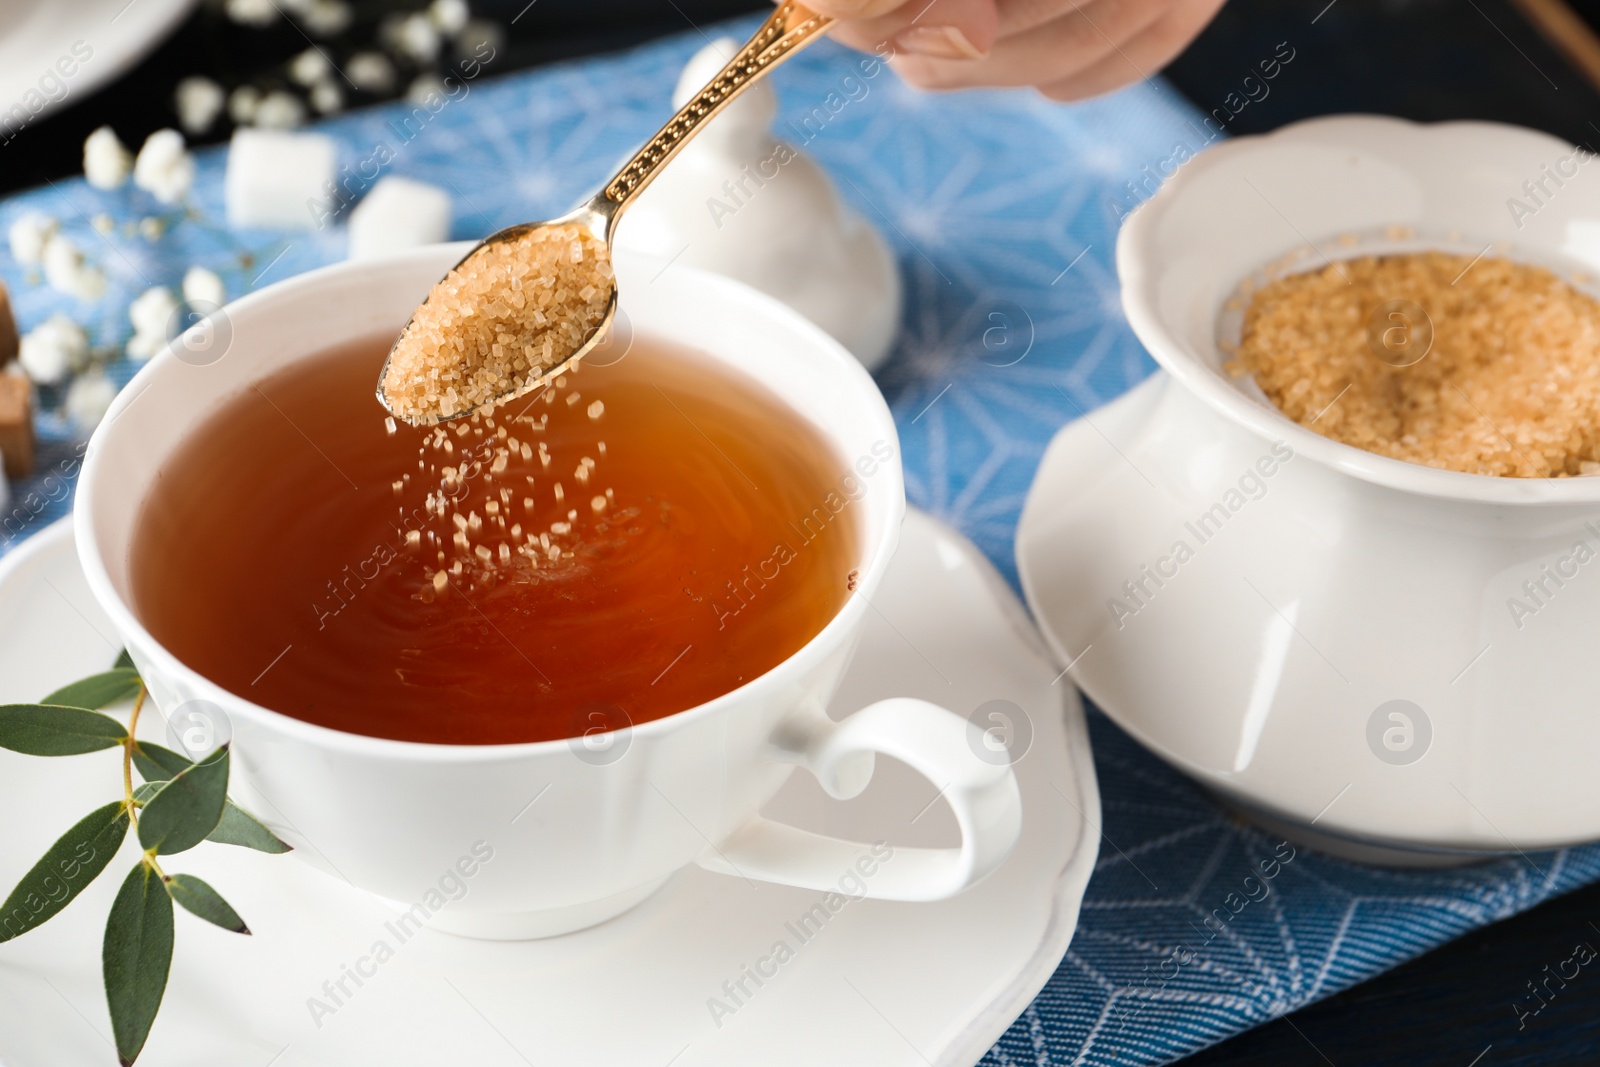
347 176 452 260
225 128 337 230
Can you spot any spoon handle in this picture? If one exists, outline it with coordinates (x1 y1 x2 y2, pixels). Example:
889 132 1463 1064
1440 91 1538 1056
599 2 834 216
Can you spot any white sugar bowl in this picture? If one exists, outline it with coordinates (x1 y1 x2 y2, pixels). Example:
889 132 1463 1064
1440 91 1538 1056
1019 115 1600 863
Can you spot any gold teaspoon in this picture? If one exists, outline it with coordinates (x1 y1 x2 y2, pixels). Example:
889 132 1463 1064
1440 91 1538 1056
378 2 835 426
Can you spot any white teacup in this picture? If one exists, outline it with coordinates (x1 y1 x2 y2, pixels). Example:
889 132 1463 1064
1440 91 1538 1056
75 247 1022 938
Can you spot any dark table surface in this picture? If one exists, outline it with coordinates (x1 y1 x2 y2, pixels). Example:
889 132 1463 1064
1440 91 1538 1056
7 0 1600 1063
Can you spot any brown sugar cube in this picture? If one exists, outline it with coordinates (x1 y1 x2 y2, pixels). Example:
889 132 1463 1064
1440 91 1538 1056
0 280 16 367
0 373 35 478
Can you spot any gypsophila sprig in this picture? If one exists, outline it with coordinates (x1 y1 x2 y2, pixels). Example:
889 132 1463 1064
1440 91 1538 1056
0 652 290 1065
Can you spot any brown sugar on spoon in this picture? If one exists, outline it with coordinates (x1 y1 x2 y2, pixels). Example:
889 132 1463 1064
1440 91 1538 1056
380 224 614 423
376 5 835 425
1228 251 1600 478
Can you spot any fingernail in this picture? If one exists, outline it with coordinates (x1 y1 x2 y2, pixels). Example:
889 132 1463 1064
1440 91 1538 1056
892 25 988 60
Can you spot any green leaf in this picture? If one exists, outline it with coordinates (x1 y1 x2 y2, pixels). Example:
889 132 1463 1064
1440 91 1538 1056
41 669 142 711
164 874 249 935
131 745 292 852
113 648 135 670
132 782 162 805
207 801 292 854
0 801 129 944
130 742 191 784
104 863 173 1066
0 704 127 756
137 747 230 856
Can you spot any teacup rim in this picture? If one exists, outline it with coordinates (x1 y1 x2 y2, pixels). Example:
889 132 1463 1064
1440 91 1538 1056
76 243 904 761
1118 112 1600 507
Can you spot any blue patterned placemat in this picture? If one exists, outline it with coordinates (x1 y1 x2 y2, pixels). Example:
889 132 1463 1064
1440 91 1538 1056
3 19 1598 1066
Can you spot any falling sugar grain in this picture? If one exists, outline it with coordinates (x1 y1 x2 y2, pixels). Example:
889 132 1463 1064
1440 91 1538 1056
131 333 861 745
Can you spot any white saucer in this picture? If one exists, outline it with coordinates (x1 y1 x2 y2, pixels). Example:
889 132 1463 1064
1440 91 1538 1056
0 0 196 126
0 507 1097 1067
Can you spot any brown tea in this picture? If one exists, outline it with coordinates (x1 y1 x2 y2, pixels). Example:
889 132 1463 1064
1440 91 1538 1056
131 335 864 744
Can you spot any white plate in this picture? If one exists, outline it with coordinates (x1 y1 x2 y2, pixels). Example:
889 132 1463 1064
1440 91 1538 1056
0 0 195 125
0 507 1097 1067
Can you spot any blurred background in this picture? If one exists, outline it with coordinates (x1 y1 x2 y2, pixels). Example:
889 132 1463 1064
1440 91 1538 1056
8 0 1600 195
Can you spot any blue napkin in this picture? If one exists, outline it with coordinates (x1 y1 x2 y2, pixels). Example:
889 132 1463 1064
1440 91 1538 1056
3 19 1596 1065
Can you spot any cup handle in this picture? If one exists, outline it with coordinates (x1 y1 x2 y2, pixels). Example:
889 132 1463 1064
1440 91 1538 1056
696 698 1023 901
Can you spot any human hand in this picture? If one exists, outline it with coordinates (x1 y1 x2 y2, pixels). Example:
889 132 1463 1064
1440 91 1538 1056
806 0 1228 101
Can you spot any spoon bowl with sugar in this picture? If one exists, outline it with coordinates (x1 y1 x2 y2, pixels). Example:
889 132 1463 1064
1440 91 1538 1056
377 2 834 426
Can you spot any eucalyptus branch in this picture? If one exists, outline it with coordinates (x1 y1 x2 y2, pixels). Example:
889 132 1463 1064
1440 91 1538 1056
0 652 291 1065
122 685 145 824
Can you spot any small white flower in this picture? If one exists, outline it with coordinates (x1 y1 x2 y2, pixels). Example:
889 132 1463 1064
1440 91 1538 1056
383 13 441 63
228 85 262 125
407 74 448 106
66 370 119 432
130 286 178 337
91 213 115 236
77 270 108 302
288 47 331 87
42 237 106 301
126 332 162 361
454 18 505 61
138 216 165 242
66 338 94 373
225 0 277 26
309 79 344 115
182 266 226 308
133 129 195 205
7 212 58 264
42 235 82 288
83 127 133 190
254 91 306 129
19 314 88 385
428 0 470 36
302 0 353 37
174 76 226 135
127 287 181 361
348 52 397 94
